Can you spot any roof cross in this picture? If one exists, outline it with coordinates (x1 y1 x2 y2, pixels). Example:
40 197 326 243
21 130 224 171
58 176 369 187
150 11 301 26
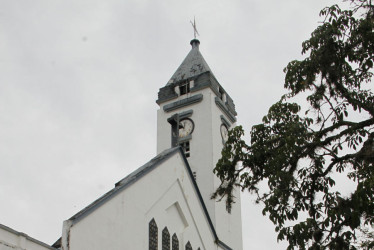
190 17 200 39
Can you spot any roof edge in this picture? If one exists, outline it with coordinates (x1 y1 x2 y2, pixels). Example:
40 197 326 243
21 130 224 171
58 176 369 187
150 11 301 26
217 239 234 250
177 147 233 249
67 147 181 224
0 223 57 249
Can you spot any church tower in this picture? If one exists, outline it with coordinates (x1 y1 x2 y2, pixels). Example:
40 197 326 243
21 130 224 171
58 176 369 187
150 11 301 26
156 39 243 250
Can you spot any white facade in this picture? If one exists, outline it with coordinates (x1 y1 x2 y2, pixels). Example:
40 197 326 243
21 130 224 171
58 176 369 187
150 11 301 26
0 224 54 250
61 148 229 250
157 88 242 250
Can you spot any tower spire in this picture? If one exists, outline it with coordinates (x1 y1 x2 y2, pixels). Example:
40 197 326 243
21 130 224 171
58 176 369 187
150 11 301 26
190 17 199 39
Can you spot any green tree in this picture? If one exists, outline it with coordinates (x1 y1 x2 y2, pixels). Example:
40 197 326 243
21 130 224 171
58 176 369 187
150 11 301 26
213 1 374 249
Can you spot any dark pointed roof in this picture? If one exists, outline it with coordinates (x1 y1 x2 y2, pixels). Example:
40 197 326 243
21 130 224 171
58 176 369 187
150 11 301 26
167 39 214 85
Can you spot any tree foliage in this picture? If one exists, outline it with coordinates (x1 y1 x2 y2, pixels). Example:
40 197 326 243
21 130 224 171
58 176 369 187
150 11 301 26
213 1 374 249
354 227 374 248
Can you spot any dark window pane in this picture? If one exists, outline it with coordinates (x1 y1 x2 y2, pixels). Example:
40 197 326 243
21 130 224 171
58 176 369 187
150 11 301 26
179 82 190 96
149 219 158 250
162 227 170 250
185 241 192 250
172 234 179 250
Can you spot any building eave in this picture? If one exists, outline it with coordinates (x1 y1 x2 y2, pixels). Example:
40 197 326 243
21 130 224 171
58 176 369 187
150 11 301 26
0 223 57 250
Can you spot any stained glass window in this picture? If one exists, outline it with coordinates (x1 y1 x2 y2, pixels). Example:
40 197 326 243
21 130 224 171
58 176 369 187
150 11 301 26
172 233 179 250
162 227 170 250
149 219 158 250
185 241 192 250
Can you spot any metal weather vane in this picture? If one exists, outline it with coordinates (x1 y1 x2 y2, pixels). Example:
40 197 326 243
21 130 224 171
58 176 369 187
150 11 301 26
190 17 200 39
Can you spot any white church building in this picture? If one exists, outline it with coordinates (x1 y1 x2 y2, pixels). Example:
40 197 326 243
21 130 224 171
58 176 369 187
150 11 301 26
0 39 243 250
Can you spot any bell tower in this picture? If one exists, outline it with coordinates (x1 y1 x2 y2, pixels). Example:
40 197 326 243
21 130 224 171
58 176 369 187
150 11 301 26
156 39 243 250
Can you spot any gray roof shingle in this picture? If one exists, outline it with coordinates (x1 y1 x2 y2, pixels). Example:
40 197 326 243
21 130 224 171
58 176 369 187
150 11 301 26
168 39 214 85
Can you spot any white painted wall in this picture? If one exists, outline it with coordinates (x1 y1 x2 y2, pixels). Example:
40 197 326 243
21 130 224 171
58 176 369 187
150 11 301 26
0 224 54 250
210 94 243 250
157 86 243 250
63 151 222 250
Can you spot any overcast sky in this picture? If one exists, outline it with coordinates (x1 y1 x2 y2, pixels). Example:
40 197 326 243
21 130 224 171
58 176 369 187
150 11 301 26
0 0 341 249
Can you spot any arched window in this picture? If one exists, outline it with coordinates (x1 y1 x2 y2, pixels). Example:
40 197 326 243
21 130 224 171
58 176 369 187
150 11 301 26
172 233 179 250
162 227 170 250
185 241 192 250
149 219 158 250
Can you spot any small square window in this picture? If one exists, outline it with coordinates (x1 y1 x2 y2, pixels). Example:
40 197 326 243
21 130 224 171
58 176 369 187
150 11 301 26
219 87 226 102
179 82 190 96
